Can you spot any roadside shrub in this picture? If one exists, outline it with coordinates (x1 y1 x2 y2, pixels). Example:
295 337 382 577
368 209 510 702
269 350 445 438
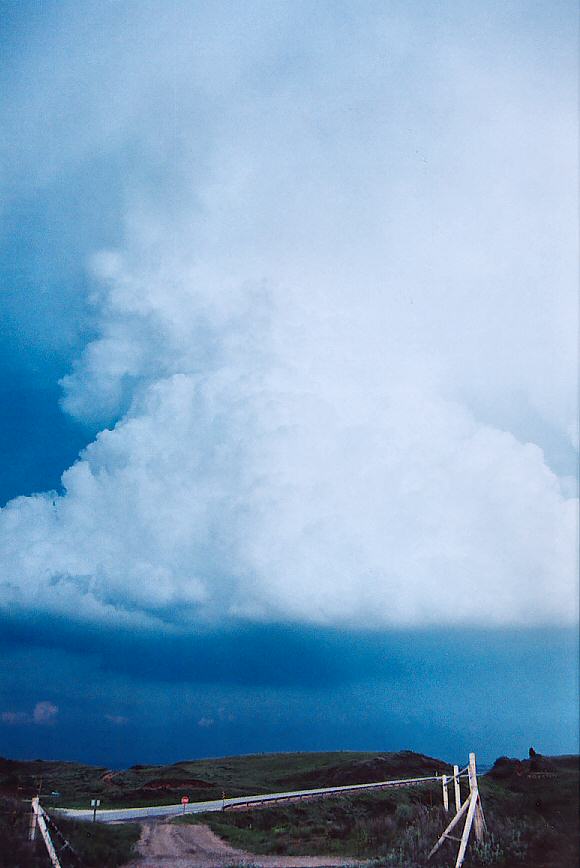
54 816 140 866
394 802 413 825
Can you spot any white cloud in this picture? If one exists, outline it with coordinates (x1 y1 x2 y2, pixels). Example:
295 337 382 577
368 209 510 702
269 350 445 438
0 1 577 630
32 702 59 725
2 703 60 725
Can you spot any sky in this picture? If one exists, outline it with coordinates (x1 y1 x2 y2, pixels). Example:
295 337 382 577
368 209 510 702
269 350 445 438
0 0 578 769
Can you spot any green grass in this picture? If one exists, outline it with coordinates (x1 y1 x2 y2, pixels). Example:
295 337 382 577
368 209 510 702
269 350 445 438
0 794 139 868
176 785 454 862
174 755 579 867
51 815 140 867
2 751 577 866
0 749 448 810
0 797 47 868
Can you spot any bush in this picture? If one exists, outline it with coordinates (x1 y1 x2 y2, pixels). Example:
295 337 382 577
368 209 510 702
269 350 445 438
52 815 140 866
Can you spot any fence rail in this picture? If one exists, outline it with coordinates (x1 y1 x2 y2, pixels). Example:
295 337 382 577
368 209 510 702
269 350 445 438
30 797 61 868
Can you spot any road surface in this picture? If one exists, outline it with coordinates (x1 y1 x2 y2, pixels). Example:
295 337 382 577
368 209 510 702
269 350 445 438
54 773 441 823
125 819 362 867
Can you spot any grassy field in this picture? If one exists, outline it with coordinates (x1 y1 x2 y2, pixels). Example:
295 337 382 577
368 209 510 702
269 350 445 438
0 796 47 868
0 750 449 810
1 751 577 866
0 795 139 868
51 816 140 867
177 784 450 862
176 754 579 868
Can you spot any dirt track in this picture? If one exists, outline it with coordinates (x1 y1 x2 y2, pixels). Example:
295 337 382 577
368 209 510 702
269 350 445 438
126 818 362 867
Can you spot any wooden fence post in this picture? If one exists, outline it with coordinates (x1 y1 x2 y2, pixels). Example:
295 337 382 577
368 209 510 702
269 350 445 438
468 752 484 843
453 764 461 812
29 796 38 841
441 774 449 812
454 791 477 867
428 752 487 867
428 795 470 860
30 798 62 868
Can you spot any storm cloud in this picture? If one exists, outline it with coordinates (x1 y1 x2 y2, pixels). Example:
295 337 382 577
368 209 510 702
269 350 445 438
0 1 577 633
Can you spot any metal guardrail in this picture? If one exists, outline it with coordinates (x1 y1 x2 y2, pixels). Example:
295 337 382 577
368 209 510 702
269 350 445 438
222 773 446 811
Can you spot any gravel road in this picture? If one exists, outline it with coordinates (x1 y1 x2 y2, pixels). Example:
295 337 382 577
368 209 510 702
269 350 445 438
126 818 362 867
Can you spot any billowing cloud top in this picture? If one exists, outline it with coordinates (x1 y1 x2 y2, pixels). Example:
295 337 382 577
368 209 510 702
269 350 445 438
0 0 577 630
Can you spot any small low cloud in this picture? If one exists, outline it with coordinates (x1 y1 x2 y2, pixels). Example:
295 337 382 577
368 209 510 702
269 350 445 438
33 701 58 725
105 714 129 725
2 702 59 725
197 716 215 728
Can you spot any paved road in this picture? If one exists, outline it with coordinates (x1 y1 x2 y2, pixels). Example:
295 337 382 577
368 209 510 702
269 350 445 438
54 774 442 823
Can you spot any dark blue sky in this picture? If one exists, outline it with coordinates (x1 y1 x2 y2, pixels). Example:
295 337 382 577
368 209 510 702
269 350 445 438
1 616 577 768
0 0 577 769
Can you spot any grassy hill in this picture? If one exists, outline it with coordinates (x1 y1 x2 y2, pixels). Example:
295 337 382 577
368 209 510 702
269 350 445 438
0 749 449 809
182 754 579 867
0 750 577 867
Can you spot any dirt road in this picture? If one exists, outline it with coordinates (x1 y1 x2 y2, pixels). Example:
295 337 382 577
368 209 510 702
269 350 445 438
126 818 361 867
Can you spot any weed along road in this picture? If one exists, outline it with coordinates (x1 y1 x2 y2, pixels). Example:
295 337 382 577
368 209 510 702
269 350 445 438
54 773 443 823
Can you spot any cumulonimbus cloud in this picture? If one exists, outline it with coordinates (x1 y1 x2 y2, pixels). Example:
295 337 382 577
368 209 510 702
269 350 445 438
0 1 577 631
0 247 576 628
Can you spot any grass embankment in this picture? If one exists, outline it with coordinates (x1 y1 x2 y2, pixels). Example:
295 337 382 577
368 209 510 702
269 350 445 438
0 750 447 810
50 816 140 866
178 755 579 867
179 785 450 863
0 795 139 867
0 796 46 868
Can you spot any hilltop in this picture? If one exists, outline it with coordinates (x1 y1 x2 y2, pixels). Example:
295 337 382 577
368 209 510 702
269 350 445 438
0 749 449 809
1 750 578 867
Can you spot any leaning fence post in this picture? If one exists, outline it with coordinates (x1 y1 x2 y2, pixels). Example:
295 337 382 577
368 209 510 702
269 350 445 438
454 789 477 867
441 774 449 811
31 799 62 868
468 752 484 843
